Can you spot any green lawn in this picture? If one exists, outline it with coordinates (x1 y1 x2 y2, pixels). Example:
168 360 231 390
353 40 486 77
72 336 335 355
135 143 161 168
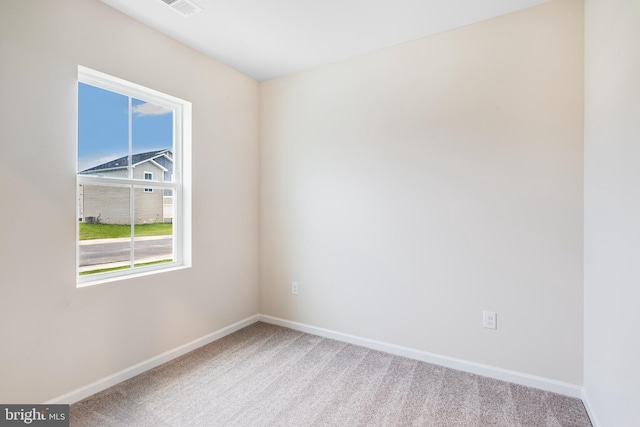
79 223 172 240
79 259 173 276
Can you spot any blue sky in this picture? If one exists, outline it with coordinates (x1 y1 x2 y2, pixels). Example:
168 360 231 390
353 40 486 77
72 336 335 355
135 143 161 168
78 82 173 171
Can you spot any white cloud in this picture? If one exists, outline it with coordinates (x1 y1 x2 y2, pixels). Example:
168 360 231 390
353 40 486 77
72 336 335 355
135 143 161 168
132 103 172 116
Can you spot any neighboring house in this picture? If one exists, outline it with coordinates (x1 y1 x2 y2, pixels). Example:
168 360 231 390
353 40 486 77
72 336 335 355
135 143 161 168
79 149 174 224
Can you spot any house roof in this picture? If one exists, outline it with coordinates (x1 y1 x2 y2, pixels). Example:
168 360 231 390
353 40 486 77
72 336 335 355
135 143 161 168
81 149 172 173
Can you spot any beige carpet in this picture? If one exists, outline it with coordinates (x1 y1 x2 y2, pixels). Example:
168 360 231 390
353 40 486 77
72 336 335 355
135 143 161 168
71 322 592 426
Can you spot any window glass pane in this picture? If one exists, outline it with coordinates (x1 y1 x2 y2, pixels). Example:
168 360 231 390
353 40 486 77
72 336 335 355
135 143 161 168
163 189 174 220
133 185 174 267
78 184 132 275
78 83 128 175
132 98 174 183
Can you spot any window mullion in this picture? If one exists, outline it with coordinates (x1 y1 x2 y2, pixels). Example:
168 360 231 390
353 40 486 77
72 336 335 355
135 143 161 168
128 96 134 268
78 175 178 188
128 96 133 180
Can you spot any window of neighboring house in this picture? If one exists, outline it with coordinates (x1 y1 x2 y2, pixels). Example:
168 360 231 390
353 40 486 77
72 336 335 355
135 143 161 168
144 171 153 192
77 65 191 287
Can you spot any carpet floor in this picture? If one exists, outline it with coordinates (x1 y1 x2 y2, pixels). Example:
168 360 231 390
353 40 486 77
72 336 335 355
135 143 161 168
71 322 592 426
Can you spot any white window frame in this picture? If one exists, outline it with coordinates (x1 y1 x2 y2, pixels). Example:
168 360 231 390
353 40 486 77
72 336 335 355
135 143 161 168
144 171 153 193
76 65 192 287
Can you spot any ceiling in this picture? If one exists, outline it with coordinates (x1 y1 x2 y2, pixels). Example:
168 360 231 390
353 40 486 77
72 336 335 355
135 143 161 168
101 0 550 82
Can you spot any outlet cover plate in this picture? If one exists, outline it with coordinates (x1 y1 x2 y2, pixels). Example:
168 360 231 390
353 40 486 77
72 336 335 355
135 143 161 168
483 311 497 329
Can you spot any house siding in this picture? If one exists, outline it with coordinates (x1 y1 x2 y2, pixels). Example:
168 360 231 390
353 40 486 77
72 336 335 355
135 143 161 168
133 162 165 181
81 162 168 224
81 184 131 224
134 187 164 224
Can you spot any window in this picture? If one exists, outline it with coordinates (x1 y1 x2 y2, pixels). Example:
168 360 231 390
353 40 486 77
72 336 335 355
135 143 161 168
77 66 191 286
144 172 153 193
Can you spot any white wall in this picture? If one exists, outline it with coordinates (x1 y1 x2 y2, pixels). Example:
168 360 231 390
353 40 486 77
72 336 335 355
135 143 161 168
0 0 596 407
584 0 640 425
260 0 584 385
0 0 259 403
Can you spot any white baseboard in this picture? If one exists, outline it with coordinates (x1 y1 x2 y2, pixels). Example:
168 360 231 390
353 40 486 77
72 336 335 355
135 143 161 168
45 314 261 404
46 313 585 406
581 388 600 427
259 314 583 399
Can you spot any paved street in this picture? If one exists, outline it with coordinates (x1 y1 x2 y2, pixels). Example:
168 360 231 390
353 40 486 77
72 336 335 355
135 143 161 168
79 236 173 267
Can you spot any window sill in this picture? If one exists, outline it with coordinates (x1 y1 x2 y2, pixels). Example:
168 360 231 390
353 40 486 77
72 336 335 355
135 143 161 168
76 263 191 288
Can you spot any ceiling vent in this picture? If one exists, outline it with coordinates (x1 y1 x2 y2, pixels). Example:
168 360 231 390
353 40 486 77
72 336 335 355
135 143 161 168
160 0 202 17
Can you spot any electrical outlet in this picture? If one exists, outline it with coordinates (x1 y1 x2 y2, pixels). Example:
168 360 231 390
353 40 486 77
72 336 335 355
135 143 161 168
291 282 299 295
483 311 497 330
